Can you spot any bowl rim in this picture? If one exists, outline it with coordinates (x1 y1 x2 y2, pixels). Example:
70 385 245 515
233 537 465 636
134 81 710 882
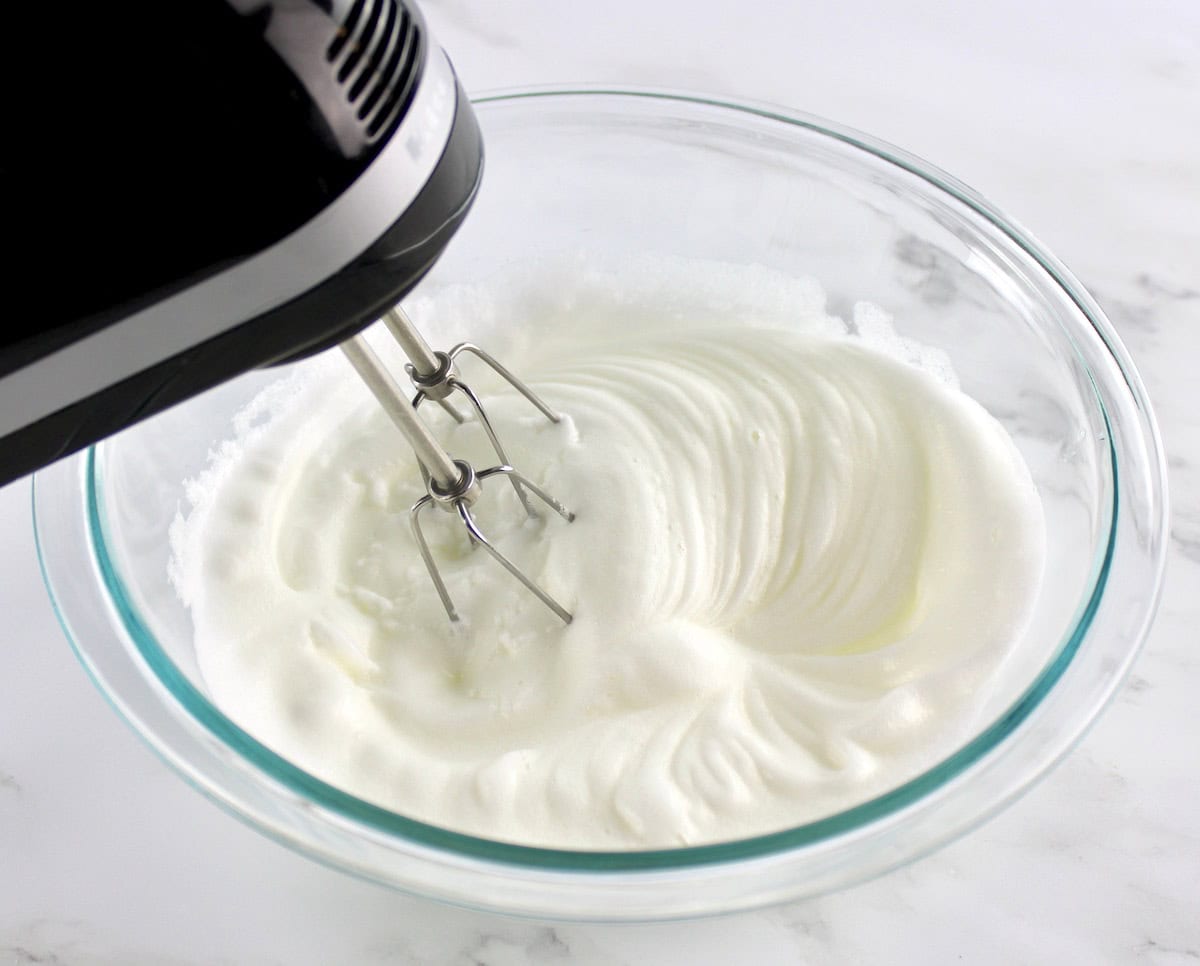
40 85 1166 878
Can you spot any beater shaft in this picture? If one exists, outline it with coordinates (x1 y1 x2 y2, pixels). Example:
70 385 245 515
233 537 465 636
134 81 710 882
382 306 441 376
340 335 461 490
382 307 465 423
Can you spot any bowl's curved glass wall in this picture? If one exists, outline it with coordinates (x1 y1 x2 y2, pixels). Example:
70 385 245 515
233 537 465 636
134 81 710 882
32 92 1166 918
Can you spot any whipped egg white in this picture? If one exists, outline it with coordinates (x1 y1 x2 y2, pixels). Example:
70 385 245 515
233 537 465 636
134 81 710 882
170 259 1044 849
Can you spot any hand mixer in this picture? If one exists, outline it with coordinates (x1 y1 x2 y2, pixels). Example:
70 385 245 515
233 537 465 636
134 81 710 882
1 0 573 622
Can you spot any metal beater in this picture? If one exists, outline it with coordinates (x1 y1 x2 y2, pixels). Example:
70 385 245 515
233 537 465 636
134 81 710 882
340 306 574 625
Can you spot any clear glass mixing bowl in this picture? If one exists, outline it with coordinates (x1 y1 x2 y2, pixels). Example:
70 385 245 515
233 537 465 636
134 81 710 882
32 88 1167 920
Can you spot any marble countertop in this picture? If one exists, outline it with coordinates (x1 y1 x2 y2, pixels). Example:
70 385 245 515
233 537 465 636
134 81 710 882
2 0 1197 962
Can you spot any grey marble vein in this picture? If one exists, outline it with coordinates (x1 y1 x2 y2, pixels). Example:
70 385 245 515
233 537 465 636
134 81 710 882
365 924 586 966
1137 273 1200 302
4 948 67 966
1170 529 1200 565
456 927 573 966
893 233 996 310
1135 938 1200 962
0 922 212 966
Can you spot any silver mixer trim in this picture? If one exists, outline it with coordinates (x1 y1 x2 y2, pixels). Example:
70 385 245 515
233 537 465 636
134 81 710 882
0 48 458 440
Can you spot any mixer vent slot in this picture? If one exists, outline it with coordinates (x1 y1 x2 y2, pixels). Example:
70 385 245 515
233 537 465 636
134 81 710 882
326 0 423 142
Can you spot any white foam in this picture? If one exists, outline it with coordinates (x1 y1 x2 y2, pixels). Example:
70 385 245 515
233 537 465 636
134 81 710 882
171 256 1044 848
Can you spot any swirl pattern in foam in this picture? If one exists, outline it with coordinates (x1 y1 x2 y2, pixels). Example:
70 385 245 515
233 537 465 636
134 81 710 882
170 260 1044 849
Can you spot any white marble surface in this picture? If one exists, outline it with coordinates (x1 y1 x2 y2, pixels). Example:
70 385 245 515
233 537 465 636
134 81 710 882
3 0 1198 962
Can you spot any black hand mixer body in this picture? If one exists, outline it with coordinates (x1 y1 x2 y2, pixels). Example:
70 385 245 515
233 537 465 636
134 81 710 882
0 0 482 486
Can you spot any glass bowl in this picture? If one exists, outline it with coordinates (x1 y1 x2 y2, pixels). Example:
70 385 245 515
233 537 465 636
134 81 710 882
32 88 1168 920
